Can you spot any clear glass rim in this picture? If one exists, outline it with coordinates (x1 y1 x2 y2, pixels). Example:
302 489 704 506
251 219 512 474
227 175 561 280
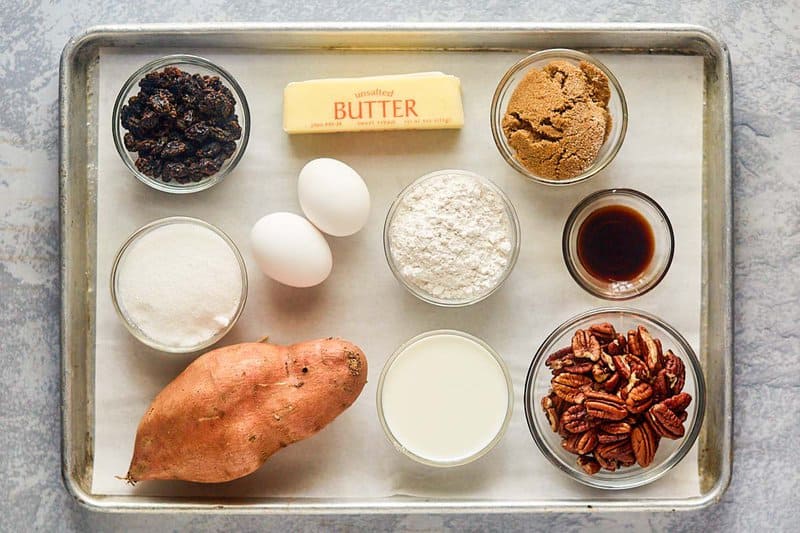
109 216 248 353
562 188 675 300
111 54 251 194
376 329 515 467
523 306 706 490
382 169 521 307
490 48 628 186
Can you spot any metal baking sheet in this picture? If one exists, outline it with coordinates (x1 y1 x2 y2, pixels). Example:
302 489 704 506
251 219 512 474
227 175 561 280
60 23 732 513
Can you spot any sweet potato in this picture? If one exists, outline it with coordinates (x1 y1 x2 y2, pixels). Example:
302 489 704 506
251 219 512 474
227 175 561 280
125 337 367 483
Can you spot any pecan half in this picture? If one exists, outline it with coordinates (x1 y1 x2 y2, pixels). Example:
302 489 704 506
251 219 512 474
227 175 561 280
546 346 574 371
541 394 560 432
563 429 598 455
551 373 591 404
589 322 616 343
613 355 632 380
600 349 616 370
662 392 692 413
627 329 641 356
572 330 601 361
601 421 632 435
625 354 650 380
561 404 599 434
647 402 686 439
631 419 659 467
577 455 601 475
616 333 628 350
598 432 628 444
625 382 654 414
652 369 670 401
597 439 634 463
563 361 594 374
602 371 621 392
605 339 622 355
595 452 618 472
592 363 611 383
637 326 661 372
619 450 637 467
584 390 627 421
598 421 632 444
664 350 686 394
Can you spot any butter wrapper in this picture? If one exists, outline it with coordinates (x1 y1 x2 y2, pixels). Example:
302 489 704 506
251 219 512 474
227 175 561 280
283 72 464 134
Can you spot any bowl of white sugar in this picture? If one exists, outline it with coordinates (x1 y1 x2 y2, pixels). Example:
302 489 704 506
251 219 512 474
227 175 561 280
383 169 520 307
110 216 247 353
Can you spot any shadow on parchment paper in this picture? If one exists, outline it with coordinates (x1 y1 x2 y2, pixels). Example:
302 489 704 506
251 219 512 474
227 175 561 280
387 271 522 340
265 276 327 314
287 129 461 159
386 439 511 496
117 325 200 386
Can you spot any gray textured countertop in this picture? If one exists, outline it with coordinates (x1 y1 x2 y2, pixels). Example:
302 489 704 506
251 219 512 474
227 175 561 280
1 1 797 531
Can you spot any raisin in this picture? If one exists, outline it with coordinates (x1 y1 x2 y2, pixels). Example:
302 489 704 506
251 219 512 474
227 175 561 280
163 162 188 181
206 126 230 142
138 73 160 93
185 122 210 141
204 75 223 91
225 120 242 141
195 141 222 158
134 139 161 155
196 158 221 176
148 90 176 117
199 91 234 117
135 156 162 178
120 104 140 129
123 132 137 151
162 140 188 159
221 141 237 157
175 109 196 131
139 110 159 130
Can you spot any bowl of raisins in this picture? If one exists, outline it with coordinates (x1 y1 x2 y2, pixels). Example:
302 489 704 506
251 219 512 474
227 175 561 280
113 54 250 193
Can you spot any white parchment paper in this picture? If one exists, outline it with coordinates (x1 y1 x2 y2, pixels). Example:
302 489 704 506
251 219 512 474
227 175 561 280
91 47 704 501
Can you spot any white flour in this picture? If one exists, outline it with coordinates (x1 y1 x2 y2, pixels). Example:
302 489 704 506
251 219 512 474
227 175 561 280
388 174 514 301
116 221 243 349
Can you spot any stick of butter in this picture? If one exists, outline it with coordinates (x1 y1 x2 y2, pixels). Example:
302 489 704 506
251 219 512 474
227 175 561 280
283 72 464 134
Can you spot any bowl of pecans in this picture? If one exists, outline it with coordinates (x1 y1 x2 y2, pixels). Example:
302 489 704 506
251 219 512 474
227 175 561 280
524 307 705 489
112 54 250 194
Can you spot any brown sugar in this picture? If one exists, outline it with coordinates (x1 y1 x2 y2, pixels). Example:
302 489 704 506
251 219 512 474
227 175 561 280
502 60 612 180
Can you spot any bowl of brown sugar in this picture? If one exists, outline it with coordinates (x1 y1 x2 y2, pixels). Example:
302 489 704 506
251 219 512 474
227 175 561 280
491 49 627 185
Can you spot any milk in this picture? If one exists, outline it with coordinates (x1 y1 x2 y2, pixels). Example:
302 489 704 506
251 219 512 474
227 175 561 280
379 332 511 465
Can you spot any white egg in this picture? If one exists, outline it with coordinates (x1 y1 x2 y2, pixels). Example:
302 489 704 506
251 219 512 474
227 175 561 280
250 212 332 288
298 158 371 237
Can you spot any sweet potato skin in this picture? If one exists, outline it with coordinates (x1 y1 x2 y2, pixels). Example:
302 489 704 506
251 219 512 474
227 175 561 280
126 338 367 483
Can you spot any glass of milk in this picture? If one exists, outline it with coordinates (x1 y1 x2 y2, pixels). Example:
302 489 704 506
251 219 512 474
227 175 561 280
377 330 513 467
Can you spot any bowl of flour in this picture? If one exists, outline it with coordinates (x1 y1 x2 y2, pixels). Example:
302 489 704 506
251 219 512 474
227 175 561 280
383 169 520 307
110 216 247 352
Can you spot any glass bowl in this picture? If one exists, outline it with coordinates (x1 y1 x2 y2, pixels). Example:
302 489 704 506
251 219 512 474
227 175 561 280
491 48 627 186
563 188 674 300
110 216 248 353
112 54 251 194
524 307 705 489
377 329 514 467
383 169 521 307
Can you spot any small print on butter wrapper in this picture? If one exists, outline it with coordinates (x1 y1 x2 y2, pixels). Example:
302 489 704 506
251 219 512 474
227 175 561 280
283 72 464 134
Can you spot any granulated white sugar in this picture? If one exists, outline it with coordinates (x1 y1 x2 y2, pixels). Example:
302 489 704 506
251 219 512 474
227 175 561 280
116 221 243 349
